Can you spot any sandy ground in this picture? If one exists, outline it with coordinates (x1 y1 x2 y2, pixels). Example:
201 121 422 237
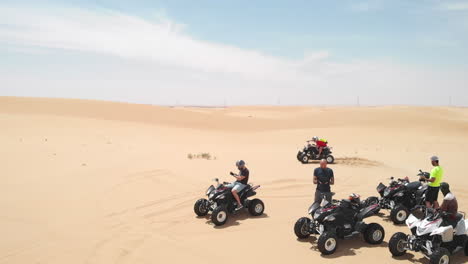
1 97 467 264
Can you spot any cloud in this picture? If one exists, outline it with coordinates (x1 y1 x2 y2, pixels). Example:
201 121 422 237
440 2 468 11
0 6 316 81
350 0 384 12
0 5 467 106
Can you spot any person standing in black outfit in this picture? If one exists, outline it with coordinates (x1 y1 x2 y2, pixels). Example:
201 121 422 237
314 159 334 203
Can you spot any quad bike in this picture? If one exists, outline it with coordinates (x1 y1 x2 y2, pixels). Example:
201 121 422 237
376 170 429 224
294 193 383 255
297 142 334 164
194 174 264 226
389 207 468 263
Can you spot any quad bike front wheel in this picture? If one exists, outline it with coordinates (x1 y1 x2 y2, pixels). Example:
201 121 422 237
248 199 265 216
464 237 468 256
194 198 209 216
318 232 338 255
363 223 385 244
294 217 311 239
388 232 407 257
429 247 450 264
297 151 303 161
211 206 228 226
390 205 409 225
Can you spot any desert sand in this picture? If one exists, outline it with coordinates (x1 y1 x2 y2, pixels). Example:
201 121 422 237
1 97 467 264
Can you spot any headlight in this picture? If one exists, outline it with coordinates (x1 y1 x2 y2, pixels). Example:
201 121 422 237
395 192 404 197
218 194 225 199
313 209 322 219
209 193 214 199
384 189 391 197
324 215 336 222
206 185 214 195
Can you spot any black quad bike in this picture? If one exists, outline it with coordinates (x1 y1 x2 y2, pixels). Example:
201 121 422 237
376 170 429 225
294 193 384 255
193 174 264 226
297 143 334 164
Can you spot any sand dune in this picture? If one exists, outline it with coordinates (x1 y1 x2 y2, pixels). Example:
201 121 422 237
1 97 467 264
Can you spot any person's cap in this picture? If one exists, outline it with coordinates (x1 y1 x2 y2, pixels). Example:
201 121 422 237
430 156 439 162
236 160 245 166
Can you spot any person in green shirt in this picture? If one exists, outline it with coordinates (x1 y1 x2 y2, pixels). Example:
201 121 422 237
421 156 443 209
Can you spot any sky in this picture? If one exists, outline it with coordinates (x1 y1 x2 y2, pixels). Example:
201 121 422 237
1 0 468 106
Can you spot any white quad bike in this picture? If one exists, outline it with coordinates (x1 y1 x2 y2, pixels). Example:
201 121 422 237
389 207 468 264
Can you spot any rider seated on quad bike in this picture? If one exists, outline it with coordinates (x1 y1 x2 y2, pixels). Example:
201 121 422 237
309 136 328 158
228 160 249 211
439 182 459 227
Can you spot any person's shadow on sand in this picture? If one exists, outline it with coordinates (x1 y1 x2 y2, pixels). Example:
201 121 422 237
296 236 388 258
196 210 269 229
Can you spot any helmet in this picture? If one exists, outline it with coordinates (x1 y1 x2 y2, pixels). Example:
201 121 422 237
236 160 245 167
348 193 361 204
440 182 450 192
312 136 318 141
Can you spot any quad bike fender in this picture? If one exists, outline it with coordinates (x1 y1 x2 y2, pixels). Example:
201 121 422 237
458 219 468 235
431 225 454 243
356 203 380 221
406 214 421 229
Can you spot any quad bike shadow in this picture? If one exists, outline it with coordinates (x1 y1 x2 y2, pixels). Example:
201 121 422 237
391 252 467 264
296 236 389 258
196 211 269 229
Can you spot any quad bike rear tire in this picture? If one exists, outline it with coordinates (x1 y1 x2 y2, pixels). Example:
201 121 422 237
248 199 265 216
429 247 450 264
364 223 385 244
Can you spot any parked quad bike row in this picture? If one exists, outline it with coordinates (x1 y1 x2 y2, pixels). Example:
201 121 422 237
193 163 467 263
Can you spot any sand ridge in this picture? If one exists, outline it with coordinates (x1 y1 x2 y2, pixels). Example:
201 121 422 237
1 97 467 264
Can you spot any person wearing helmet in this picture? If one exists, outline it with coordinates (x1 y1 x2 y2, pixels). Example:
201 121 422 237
421 156 444 209
310 136 328 158
439 182 458 226
228 160 250 210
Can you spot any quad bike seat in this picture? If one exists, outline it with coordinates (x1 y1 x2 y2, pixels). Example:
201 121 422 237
455 213 464 223
444 213 464 229
238 185 252 195
416 185 428 195
406 181 421 191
